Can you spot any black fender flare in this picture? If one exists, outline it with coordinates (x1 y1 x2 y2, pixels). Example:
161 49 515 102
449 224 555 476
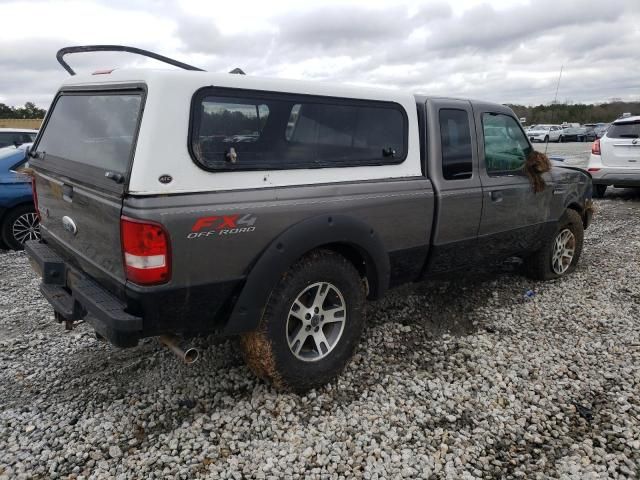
222 214 390 335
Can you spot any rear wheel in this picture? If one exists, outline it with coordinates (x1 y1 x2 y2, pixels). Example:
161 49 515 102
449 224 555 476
524 209 584 280
1 205 41 250
593 184 607 198
544 135 549 143
558 135 563 143
240 250 366 392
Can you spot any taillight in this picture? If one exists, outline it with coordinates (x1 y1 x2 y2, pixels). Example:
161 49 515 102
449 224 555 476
587 168 601 172
591 139 601 155
31 176 40 219
121 217 171 285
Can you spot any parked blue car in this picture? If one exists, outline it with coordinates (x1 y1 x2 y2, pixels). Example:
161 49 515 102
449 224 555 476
0 144 40 250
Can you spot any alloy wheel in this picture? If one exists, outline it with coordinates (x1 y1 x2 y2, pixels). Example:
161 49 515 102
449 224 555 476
551 228 575 274
286 282 346 362
11 212 40 245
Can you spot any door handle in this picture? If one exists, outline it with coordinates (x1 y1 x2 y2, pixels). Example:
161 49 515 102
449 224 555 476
490 191 503 202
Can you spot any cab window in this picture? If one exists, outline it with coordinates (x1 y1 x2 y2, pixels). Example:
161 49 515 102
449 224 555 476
439 109 472 180
482 113 532 176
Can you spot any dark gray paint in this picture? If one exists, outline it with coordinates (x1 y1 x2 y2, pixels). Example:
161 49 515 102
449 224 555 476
471 101 555 257
123 178 435 289
424 98 483 269
35 170 126 295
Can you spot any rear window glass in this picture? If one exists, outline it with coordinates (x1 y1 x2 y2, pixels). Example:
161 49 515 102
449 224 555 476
191 91 406 170
608 122 640 139
36 93 143 173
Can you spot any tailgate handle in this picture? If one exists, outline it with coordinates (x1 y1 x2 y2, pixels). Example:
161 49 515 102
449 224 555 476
62 184 73 203
105 171 125 184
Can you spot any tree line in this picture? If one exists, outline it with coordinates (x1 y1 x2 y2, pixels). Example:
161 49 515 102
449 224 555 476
507 101 640 125
0 102 47 119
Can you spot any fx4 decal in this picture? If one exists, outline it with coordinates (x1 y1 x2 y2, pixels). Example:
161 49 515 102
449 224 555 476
187 214 257 239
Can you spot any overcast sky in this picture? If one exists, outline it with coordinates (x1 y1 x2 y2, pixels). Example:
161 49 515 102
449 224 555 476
1 0 639 109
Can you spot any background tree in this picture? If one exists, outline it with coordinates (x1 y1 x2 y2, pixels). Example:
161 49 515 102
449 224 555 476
0 102 47 119
507 101 640 125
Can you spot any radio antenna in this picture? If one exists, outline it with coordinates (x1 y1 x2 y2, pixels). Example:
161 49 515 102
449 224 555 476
545 65 563 155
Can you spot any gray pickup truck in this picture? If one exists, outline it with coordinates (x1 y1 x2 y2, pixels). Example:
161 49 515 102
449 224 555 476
25 47 592 391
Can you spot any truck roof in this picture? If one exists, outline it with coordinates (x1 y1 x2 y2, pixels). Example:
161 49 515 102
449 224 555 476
59 69 510 115
60 68 417 105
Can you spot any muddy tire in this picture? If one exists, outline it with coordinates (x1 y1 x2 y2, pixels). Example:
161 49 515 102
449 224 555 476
240 250 366 392
593 184 607 198
524 209 584 281
1 205 40 251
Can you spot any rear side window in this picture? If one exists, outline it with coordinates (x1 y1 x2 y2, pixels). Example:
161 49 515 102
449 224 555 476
439 109 472 180
190 89 407 171
607 122 640 139
36 93 143 174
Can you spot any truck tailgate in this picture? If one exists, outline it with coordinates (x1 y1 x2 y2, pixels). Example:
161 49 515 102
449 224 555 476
35 170 126 289
28 88 145 295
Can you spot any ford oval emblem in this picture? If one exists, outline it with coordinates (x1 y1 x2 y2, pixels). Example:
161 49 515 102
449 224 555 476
159 175 173 184
62 216 78 235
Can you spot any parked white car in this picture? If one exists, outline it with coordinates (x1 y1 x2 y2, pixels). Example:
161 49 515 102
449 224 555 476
586 115 640 197
527 124 562 143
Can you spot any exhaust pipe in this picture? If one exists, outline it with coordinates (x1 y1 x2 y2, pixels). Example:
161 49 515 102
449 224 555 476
158 335 199 364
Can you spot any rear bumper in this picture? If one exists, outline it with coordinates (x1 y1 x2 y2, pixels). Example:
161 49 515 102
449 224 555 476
25 240 246 346
590 168 640 186
25 240 142 347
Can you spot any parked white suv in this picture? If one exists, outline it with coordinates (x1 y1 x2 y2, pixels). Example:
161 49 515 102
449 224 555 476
586 116 640 197
527 124 562 143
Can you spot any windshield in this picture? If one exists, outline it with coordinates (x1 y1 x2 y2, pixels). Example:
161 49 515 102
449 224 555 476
36 92 143 174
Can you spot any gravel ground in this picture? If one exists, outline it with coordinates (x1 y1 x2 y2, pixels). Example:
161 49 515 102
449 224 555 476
1 189 639 479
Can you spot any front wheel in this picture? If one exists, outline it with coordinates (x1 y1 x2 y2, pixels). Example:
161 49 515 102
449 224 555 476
1 205 41 250
524 209 584 280
558 135 563 143
544 135 549 143
240 250 366 392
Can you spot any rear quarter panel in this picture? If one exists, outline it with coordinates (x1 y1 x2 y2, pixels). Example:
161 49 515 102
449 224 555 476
123 178 434 289
550 166 591 218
